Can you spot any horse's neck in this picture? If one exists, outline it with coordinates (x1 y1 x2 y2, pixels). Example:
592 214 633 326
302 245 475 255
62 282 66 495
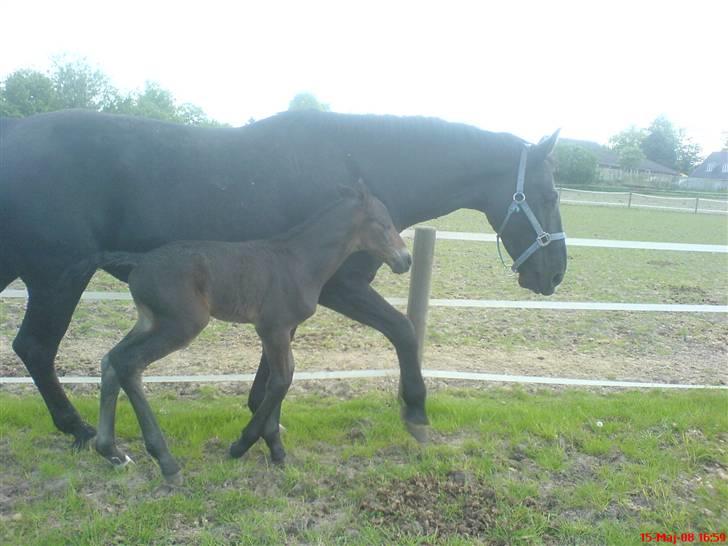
282 204 360 287
340 123 518 229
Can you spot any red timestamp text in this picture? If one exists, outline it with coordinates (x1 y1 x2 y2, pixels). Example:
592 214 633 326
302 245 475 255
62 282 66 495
640 532 727 543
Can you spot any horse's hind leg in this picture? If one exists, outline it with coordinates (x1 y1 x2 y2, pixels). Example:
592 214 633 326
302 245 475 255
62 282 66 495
13 278 96 449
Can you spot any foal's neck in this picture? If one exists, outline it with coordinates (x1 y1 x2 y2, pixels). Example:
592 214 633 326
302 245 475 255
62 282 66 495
280 201 361 287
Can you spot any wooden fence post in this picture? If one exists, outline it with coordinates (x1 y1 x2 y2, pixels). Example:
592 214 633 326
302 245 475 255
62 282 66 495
406 226 436 365
694 197 700 214
627 192 633 208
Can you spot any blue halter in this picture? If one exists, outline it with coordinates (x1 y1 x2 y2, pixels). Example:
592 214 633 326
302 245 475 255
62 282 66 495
496 146 566 272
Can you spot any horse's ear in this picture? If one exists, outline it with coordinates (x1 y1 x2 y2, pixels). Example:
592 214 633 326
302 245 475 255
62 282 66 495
533 129 561 161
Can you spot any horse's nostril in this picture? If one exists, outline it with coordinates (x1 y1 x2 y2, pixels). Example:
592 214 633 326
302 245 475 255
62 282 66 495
405 253 413 268
552 272 563 286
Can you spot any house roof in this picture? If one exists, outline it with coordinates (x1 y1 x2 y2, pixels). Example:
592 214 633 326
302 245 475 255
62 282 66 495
559 138 681 176
689 151 728 180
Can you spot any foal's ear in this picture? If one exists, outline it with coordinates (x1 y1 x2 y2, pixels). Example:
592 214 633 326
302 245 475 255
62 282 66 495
338 178 371 202
532 129 561 161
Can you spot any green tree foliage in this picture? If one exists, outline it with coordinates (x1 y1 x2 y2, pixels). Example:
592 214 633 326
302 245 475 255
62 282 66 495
617 145 646 170
641 116 678 170
288 92 330 112
553 144 598 185
675 132 702 174
51 56 117 110
0 70 56 116
609 119 702 174
0 58 222 126
609 126 646 171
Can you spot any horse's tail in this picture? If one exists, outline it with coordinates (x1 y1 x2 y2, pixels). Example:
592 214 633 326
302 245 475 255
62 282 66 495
60 251 145 287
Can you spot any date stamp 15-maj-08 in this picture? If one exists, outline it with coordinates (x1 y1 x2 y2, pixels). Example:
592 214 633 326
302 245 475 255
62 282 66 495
640 532 727 543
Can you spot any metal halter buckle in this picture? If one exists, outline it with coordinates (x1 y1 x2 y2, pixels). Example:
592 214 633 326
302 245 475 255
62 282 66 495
537 232 552 247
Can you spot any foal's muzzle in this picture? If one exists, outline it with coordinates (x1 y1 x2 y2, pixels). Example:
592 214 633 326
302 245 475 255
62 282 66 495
388 248 412 274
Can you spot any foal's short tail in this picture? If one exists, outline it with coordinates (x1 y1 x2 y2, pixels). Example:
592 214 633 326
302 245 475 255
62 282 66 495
61 251 145 287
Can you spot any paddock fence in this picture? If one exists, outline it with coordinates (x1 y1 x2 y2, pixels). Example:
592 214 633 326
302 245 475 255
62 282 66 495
1 227 726 389
558 187 728 215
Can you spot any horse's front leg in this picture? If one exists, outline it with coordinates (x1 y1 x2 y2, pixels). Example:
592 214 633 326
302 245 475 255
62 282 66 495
231 327 294 462
319 278 429 442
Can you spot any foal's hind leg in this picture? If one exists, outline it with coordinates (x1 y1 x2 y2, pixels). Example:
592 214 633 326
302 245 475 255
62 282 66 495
231 328 294 461
108 315 207 483
95 354 132 468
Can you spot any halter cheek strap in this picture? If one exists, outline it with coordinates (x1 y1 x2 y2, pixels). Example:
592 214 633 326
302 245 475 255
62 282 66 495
496 146 566 272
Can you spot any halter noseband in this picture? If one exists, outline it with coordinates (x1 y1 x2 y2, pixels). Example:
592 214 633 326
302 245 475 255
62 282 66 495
495 146 566 272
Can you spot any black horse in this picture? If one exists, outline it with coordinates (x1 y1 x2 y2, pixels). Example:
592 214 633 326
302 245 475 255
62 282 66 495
0 109 566 448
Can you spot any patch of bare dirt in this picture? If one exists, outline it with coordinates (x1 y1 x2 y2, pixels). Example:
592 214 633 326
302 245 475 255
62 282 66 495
360 472 499 539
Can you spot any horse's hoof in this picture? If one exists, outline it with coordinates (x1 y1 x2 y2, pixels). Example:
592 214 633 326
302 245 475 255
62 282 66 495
110 454 135 469
405 422 430 444
71 425 98 452
163 471 184 486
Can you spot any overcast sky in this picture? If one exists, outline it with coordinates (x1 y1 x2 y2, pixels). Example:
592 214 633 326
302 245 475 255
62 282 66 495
1 0 725 153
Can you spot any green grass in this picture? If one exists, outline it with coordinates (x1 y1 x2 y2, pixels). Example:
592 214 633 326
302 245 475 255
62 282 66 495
0 388 726 545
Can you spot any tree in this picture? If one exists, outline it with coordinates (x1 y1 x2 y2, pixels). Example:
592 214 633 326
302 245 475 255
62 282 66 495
675 131 702 174
609 125 645 152
288 92 330 112
609 126 646 171
722 131 728 151
617 145 646 171
51 57 117 110
641 116 678 170
0 57 222 127
553 144 598 185
0 69 56 116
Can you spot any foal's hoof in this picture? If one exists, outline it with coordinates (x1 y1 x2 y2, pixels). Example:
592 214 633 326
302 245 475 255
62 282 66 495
71 424 98 452
405 422 430 444
229 440 253 459
110 454 135 470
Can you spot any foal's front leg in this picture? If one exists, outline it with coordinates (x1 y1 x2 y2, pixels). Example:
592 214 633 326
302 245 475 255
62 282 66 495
230 327 294 461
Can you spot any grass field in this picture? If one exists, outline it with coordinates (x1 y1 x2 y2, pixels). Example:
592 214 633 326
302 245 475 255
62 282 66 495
1 389 727 545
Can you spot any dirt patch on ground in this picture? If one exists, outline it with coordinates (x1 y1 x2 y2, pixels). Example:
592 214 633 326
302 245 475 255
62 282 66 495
360 472 499 539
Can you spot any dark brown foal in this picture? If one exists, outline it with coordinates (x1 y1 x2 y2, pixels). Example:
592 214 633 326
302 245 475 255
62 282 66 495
87 182 411 484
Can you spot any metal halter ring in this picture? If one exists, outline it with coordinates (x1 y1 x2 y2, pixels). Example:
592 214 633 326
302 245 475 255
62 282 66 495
513 192 526 203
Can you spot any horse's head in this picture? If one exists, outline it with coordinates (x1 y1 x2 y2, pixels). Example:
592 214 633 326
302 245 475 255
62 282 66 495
483 131 567 295
343 180 412 274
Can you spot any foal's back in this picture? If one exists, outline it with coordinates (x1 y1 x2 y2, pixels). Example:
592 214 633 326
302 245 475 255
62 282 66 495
128 239 299 327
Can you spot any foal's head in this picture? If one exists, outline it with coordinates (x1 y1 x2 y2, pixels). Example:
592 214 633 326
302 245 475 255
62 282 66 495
343 181 412 274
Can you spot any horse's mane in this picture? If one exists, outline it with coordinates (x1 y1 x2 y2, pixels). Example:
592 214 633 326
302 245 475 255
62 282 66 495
252 110 525 154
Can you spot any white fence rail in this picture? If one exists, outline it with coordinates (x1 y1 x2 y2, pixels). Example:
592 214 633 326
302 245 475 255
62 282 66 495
1 289 726 314
559 187 728 215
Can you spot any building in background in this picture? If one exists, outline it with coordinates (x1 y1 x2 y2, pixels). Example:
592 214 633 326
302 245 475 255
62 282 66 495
681 151 728 192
